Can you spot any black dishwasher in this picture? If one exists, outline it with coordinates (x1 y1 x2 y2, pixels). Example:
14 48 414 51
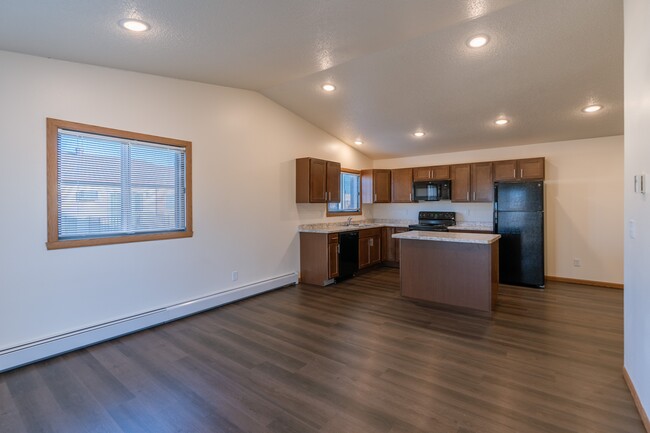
337 231 359 281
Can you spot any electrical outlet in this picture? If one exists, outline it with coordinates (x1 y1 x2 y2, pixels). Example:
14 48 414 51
629 220 637 239
573 258 581 267
232 271 238 281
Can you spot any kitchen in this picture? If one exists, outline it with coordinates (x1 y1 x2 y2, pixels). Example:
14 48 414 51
0 1 648 432
298 144 622 289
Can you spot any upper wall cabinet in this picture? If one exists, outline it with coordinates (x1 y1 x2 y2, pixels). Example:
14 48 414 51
296 158 341 203
493 158 545 181
451 162 494 203
362 169 391 203
391 168 414 203
413 165 450 182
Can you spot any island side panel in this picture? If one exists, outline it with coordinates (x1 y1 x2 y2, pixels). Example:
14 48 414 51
399 239 497 312
490 241 499 309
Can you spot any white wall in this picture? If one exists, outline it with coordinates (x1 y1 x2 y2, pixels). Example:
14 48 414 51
373 136 624 285
0 50 372 351
624 0 650 417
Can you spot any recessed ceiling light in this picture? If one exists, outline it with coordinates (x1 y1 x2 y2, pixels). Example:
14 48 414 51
119 19 150 32
582 104 603 113
354 140 363 145
467 35 489 48
413 131 425 137
495 118 509 125
321 83 336 92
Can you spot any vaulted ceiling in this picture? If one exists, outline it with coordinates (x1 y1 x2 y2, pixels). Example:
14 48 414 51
0 0 623 159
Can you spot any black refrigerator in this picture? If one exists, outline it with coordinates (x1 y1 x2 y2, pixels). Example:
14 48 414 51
494 181 544 288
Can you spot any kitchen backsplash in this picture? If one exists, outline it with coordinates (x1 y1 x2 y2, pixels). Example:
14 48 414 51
370 202 493 223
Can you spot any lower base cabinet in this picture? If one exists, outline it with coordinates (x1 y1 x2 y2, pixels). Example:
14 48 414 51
300 232 339 286
359 228 381 269
382 227 408 266
300 226 410 286
328 233 339 279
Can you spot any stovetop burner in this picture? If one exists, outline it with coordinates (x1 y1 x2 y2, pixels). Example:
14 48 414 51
408 211 456 232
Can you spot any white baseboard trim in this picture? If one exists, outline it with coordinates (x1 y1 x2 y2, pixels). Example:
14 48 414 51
0 273 298 373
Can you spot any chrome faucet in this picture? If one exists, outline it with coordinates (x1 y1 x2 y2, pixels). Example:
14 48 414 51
346 216 353 226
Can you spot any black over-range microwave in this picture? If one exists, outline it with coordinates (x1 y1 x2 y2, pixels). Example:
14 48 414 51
413 180 451 201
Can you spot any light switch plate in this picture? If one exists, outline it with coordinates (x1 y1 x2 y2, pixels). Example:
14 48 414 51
641 174 646 194
634 174 647 194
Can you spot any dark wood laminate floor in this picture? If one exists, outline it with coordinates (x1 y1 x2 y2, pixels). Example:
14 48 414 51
0 267 644 433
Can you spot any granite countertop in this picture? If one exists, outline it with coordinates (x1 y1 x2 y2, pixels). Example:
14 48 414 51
298 219 493 234
298 219 414 234
392 230 501 244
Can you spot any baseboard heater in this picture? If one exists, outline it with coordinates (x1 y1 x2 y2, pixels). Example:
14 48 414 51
0 273 298 373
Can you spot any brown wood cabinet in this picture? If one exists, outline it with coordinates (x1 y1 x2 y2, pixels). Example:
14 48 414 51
391 168 413 203
382 227 408 266
493 158 545 181
327 233 339 279
296 158 341 203
413 165 450 182
451 162 493 202
362 169 391 203
359 228 381 269
300 232 340 286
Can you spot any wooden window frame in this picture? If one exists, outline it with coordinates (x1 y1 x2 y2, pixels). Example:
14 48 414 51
326 168 363 217
46 118 193 250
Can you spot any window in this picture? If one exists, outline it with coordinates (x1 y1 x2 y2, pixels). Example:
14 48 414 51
46 118 192 249
327 169 361 216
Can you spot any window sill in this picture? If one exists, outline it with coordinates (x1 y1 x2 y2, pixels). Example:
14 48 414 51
46 230 193 250
326 210 362 217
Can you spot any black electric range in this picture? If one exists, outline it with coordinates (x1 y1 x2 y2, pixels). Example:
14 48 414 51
408 211 456 232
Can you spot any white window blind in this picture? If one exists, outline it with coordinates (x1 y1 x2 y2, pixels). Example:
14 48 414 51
57 129 187 240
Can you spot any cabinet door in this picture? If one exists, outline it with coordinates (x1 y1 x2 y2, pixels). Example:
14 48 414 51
369 235 381 265
413 167 432 181
472 162 493 202
358 237 371 269
381 227 396 262
328 241 339 279
451 164 471 202
391 168 413 203
493 160 518 182
394 228 408 263
518 158 545 180
374 170 392 203
326 161 341 202
309 158 327 202
431 165 450 180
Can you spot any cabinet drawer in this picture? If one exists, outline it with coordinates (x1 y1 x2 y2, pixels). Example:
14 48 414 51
359 228 381 238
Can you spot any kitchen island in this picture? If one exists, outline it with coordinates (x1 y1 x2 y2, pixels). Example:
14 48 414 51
392 231 501 312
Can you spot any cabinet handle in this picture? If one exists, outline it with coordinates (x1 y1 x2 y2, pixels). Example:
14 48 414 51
466 191 469 201
520 169 524 178
374 193 377 202
337 244 340 254
429 170 432 179
409 193 412 201
473 191 476 201
513 169 516 178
